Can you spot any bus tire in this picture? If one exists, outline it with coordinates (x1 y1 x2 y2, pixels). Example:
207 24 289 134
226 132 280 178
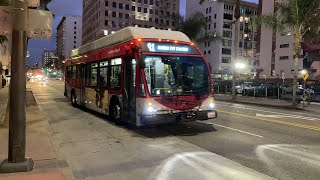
109 99 123 125
71 91 77 107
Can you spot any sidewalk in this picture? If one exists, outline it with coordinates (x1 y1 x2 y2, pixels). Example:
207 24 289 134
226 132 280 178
215 94 320 114
0 88 8 126
0 90 68 180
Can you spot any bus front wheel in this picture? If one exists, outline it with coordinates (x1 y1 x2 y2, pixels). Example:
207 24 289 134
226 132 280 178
109 100 123 125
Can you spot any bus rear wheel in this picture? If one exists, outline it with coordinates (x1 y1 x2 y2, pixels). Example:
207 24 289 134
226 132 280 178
109 100 123 125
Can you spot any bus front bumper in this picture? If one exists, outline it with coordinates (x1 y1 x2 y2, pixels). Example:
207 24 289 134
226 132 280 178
140 110 217 126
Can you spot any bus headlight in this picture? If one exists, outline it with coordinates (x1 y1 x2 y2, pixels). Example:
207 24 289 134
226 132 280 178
208 98 215 109
208 102 215 109
147 102 157 113
147 106 157 113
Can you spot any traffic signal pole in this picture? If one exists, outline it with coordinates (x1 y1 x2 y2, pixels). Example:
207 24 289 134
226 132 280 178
0 0 34 173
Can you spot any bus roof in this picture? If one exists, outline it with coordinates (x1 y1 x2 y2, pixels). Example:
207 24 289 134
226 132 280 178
71 27 191 57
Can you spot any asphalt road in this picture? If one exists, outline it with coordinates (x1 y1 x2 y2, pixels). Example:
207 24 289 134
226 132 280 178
29 80 320 180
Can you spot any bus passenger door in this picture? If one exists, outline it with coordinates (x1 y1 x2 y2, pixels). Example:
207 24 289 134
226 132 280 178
79 64 86 104
122 57 136 123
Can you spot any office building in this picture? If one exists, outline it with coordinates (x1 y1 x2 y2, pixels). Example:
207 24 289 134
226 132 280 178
82 0 180 44
186 0 259 78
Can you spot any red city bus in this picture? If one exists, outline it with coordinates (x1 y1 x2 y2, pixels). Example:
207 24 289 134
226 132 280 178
65 27 217 126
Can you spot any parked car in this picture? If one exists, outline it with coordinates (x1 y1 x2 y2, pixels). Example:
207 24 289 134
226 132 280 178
253 84 281 97
235 82 255 94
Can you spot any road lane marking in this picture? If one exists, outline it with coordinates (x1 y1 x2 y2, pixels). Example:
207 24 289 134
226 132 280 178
218 110 320 132
216 103 320 121
207 123 264 138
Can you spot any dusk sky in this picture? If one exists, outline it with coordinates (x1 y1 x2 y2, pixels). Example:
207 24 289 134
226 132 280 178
27 0 259 66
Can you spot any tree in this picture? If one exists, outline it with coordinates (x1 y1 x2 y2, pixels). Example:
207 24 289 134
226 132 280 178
175 12 207 41
251 0 320 106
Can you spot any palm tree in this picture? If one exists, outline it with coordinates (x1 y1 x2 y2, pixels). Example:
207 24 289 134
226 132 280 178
251 0 320 106
175 12 207 41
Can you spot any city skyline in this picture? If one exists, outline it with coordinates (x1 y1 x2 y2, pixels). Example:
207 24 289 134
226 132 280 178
27 0 259 66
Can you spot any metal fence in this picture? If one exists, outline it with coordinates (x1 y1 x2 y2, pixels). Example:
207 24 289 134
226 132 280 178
213 80 320 102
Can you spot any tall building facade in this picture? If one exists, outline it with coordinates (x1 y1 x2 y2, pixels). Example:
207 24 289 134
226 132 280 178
42 50 57 68
57 15 82 59
82 0 180 44
56 15 82 75
256 0 303 79
186 0 259 78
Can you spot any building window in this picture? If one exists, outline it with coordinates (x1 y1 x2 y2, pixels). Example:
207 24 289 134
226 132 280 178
138 0 142 3
119 13 123 18
74 27 76 30
74 36 76 39
119 3 123 9
105 10 108 16
204 51 206 55
125 4 129 10
209 7 212 13
132 6 136 11
156 1 159 6
138 7 141 12
112 2 116 8
222 48 232 55
280 44 289 48
144 8 148 13
105 1 108 6
279 56 289 60
155 10 159 15
112 12 116 17
144 0 148 4
223 30 232 38
214 23 216 28
208 50 211 54
206 8 208 14
214 14 217 19
222 57 231 63
105 20 108 26
125 14 129 19
224 13 233 20
208 24 211 30
150 0 153 5
74 21 77 24
74 31 76 34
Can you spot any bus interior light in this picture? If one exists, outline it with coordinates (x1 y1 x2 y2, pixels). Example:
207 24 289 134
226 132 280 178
174 40 178 43
158 39 162 42
138 38 142 42
191 42 194 46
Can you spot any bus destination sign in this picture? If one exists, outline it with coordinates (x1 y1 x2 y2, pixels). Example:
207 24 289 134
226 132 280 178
141 42 199 54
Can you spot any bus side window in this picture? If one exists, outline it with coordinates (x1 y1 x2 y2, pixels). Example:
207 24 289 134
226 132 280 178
110 58 121 89
99 61 108 88
90 63 98 86
72 66 77 79
67 67 72 79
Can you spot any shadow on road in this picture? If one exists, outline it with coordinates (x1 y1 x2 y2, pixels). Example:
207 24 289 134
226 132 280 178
75 105 217 138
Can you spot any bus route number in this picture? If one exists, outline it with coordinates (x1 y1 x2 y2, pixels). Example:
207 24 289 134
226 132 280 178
32 29 51 38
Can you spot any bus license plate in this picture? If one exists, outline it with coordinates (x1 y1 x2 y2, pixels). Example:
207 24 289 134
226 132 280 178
207 112 216 118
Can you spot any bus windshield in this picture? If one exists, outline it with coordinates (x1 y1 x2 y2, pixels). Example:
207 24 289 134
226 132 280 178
144 55 210 96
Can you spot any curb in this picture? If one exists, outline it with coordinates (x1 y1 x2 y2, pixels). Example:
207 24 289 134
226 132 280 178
215 98 304 111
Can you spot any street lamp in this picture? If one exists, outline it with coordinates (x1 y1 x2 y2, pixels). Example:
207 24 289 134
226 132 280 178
235 62 246 70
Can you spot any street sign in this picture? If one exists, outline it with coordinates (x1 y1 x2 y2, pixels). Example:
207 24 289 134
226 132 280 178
301 94 308 101
27 9 53 39
301 72 309 81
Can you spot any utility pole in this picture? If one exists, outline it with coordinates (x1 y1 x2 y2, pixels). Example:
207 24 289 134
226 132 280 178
0 0 33 173
232 0 241 100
